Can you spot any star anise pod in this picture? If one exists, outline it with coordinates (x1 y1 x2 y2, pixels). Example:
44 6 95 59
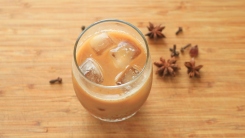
145 22 165 39
184 58 203 78
154 57 180 77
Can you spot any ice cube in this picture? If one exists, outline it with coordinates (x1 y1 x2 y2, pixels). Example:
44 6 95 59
90 32 114 54
110 41 141 68
116 65 140 85
79 58 103 84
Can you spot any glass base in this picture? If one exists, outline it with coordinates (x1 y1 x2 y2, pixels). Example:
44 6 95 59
91 112 137 122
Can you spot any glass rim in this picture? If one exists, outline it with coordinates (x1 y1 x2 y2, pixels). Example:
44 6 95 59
73 19 150 89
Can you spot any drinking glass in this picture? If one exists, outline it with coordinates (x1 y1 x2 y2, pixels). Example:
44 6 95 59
72 19 153 122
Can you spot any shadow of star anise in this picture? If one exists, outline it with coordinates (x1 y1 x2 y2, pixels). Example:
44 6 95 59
154 57 180 77
185 58 203 78
145 22 165 39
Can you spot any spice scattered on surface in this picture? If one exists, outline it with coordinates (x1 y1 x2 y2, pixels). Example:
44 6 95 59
81 26 86 31
180 43 191 53
49 77 62 84
189 45 199 57
184 58 203 78
175 27 183 35
170 44 179 57
145 22 165 40
154 57 180 77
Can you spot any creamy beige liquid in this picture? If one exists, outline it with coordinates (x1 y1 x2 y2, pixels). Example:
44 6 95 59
77 31 146 86
72 31 152 120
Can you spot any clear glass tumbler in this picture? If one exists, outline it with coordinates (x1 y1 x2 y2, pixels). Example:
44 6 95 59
72 19 153 122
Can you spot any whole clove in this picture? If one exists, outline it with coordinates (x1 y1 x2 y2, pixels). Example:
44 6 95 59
81 26 86 31
180 43 191 52
170 44 179 57
49 77 62 84
175 27 183 35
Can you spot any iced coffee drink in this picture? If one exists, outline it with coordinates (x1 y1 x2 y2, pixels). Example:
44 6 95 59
72 19 152 122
